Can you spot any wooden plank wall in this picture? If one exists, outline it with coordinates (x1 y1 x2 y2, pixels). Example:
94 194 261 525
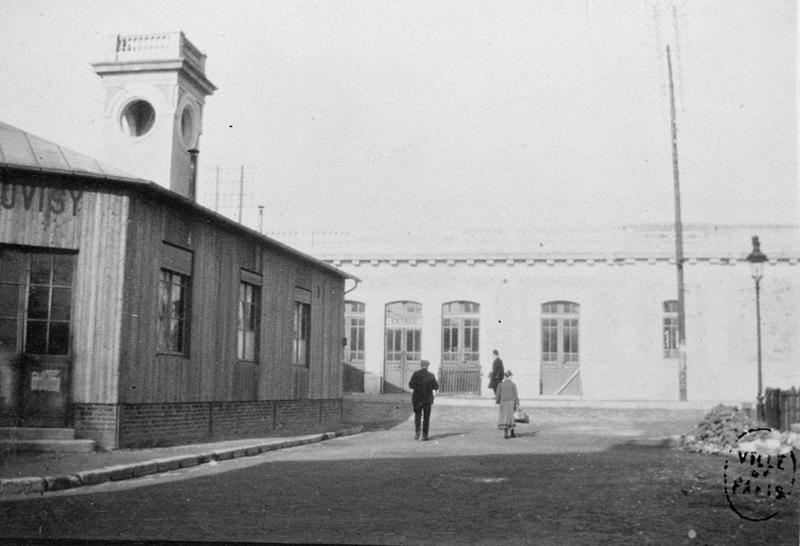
71 190 128 404
119 192 346 404
310 271 345 400
0 173 127 404
0 174 83 248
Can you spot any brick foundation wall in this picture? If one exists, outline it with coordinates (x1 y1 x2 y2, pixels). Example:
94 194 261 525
320 399 343 426
210 401 275 439
274 400 320 431
119 403 210 448
113 399 343 448
73 404 119 450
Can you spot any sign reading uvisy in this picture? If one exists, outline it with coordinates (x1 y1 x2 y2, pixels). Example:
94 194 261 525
0 183 83 216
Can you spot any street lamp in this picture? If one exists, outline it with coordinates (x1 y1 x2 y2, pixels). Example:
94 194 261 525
746 235 767 420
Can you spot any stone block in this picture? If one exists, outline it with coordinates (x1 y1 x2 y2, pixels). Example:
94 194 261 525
108 465 135 481
154 457 182 472
178 456 200 468
76 469 111 486
44 475 81 491
0 477 46 495
131 462 158 477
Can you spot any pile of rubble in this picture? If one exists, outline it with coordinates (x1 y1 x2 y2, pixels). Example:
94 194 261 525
678 404 800 455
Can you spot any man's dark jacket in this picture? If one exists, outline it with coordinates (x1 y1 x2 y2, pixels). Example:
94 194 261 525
488 357 504 391
409 369 439 410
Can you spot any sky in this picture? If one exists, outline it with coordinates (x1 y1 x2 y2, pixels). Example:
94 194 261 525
0 0 796 234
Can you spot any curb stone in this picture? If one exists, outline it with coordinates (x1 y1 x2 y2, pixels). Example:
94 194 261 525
0 425 363 497
0 477 46 495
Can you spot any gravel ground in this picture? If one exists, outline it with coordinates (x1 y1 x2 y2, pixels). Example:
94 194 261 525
0 404 795 544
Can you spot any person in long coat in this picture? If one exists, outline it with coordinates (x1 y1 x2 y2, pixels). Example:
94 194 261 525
495 370 519 439
408 360 439 441
487 349 504 394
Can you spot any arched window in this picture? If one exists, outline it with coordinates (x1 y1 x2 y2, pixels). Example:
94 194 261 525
441 301 480 364
540 301 581 395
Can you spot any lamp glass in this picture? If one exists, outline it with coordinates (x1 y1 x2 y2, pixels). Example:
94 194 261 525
750 261 764 282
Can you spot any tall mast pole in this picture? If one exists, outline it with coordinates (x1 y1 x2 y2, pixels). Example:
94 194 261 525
667 45 687 401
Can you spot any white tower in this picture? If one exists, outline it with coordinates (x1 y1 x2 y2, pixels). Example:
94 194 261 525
92 32 216 200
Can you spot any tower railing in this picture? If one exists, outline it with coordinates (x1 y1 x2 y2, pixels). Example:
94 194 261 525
111 32 207 71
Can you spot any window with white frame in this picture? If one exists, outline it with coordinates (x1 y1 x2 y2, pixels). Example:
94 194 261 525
541 301 579 363
441 301 480 363
345 301 365 362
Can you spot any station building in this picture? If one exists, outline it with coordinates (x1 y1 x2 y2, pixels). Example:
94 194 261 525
0 33 351 449
270 223 800 404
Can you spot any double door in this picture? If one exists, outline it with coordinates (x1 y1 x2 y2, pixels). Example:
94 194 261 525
383 301 421 393
0 248 75 426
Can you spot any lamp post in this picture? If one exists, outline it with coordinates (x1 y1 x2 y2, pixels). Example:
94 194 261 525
746 235 767 420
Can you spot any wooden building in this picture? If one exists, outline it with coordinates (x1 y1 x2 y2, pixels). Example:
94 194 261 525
0 33 352 449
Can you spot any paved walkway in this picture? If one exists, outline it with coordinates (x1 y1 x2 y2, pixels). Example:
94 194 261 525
0 399 709 497
0 426 363 496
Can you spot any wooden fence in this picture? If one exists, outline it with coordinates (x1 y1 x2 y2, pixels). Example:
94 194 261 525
764 387 800 431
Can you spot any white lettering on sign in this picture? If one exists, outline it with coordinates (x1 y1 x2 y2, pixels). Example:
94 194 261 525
0 183 83 216
31 370 61 392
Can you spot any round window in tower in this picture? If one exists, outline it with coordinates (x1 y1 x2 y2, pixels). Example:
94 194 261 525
120 100 156 137
180 106 196 149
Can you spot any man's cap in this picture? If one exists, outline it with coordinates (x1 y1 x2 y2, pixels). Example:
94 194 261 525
420 360 430 368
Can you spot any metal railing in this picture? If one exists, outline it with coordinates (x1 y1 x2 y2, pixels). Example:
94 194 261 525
437 364 482 397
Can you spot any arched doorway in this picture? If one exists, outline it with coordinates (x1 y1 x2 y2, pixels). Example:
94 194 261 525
383 301 422 393
540 301 581 395
439 301 481 396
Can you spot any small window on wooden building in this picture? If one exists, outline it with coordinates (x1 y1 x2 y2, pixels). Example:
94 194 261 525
237 279 260 362
663 300 678 359
293 288 311 367
158 244 192 355
158 269 190 354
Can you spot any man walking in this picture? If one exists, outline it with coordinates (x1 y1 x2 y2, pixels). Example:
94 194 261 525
409 360 439 441
488 349 504 395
